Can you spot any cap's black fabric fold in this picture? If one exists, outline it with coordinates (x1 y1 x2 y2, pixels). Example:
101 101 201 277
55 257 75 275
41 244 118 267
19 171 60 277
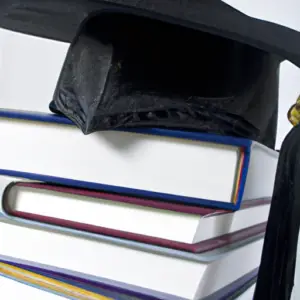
49 11 279 148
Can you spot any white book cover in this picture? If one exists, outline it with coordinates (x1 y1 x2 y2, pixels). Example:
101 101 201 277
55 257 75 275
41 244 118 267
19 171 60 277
0 175 268 252
0 116 278 210
0 219 264 300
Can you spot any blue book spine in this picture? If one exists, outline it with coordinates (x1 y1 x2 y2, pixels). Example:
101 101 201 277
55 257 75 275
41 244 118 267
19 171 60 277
0 110 252 210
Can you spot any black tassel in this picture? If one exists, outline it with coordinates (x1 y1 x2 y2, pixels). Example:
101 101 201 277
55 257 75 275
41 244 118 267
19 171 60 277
254 124 300 299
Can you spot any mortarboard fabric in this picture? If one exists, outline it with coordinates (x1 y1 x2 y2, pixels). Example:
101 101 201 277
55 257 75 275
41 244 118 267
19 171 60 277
49 10 279 149
46 0 286 149
1 0 292 148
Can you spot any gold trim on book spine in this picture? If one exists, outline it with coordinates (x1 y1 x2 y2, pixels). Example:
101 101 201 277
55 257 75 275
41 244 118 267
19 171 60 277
0 262 112 300
231 148 245 204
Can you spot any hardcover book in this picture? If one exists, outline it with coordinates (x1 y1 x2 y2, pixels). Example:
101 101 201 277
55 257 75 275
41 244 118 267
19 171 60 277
0 116 278 210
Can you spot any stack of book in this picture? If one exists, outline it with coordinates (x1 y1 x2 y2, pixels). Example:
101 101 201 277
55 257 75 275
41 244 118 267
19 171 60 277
0 28 279 300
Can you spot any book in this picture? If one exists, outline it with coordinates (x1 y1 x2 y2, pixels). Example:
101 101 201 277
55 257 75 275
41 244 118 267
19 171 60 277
0 253 189 300
0 273 66 300
0 116 278 210
0 220 264 300
0 260 259 300
0 262 109 300
1 177 269 252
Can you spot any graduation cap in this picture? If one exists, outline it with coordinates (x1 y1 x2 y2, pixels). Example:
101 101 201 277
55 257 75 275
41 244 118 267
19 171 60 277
1 0 300 299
